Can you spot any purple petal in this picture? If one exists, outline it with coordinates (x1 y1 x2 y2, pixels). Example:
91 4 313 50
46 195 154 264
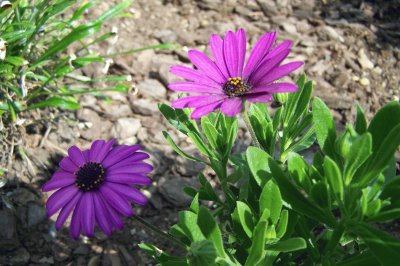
70 197 83 239
220 98 243 117
68 146 86 167
264 40 293 61
243 32 277 79
249 49 291 86
99 194 124 230
107 152 150 171
246 93 273 103
209 34 229 78
250 83 299 94
168 82 222 94
256 61 304 85
59 157 78 173
42 170 75 192
46 185 80 217
93 194 112 236
100 185 133 216
81 193 95 237
102 145 142 169
55 192 82 230
236 29 247 76
107 162 153 175
82 150 90 161
191 100 224 119
106 173 152 185
172 96 201 108
170 65 218 86
223 31 239 77
107 183 148 206
89 139 115 163
188 50 226 84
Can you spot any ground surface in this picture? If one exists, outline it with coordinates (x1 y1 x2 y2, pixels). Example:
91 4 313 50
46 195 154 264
1 0 399 265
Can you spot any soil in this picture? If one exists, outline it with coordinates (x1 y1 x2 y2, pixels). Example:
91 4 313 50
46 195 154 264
1 0 399 265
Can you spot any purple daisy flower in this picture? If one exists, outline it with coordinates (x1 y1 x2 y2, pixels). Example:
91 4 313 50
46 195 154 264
42 139 152 239
169 29 303 119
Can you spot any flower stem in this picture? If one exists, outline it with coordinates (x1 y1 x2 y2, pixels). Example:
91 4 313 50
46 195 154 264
242 105 261 148
132 215 187 248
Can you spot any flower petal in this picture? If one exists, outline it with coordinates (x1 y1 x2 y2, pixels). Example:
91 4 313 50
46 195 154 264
246 93 273 103
236 28 247 76
89 139 115 163
46 185 80 217
81 192 95 237
170 65 218 86
191 99 224 119
107 152 150 171
107 183 148 206
256 61 304 85
168 82 222 94
99 194 124 230
264 40 293 61
220 98 243 117
68 146 86 167
223 31 239 77
107 162 153 175
42 170 75 192
55 192 82 230
243 32 277 79
70 196 83 239
209 34 229 78
188 50 226 83
106 173 152 185
59 157 78 173
102 144 142 169
250 83 299 94
93 194 112 236
249 49 291 86
100 185 133 216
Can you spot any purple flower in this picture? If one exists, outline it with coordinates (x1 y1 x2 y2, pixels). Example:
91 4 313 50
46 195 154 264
42 139 152 239
169 29 303 119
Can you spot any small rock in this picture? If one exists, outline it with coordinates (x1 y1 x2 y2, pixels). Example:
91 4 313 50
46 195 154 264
74 244 90 255
323 26 344 42
159 177 199 207
112 118 142 140
118 245 136 266
360 77 370 87
52 240 72 262
154 30 178 44
130 98 158 116
8 247 30 264
175 155 205 177
101 103 132 119
27 203 46 227
281 22 297 35
0 208 19 251
11 187 37 205
256 0 278 16
38 256 54 264
357 49 374 70
137 79 167 100
77 108 102 140
102 246 121 266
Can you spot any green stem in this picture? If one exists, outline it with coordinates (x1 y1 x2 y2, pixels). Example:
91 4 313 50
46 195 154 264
242 105 261 148
132 215 187 248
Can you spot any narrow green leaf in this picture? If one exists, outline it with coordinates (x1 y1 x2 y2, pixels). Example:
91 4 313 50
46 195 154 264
95 0 133 22
266 237 307 252
236 201 254 238
246 146 272 187
367 208 400 222
259 180 282 224
26 97 80 111
355 103 368 134
197 207 226 258
337 251 379 266
310 182 330 209
162 131 205 163
312 97 337 158
323 156 344 201
179 211 205 242
276 210 289 239
245 220 268 266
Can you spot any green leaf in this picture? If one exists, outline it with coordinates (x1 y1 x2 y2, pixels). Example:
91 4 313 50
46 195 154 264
201 117 220 151
162 131 205 163
350 222 400 266
236 201 254 238
267 156 335 226
355 103 368 134
367 208 400 222
245 220 268 266
26 97 80 111
95 0 133 22
4 56 28 66
323 156 344 201
190 194 199 214
179 211 205 242
312 97 337 158
247 146 272 187
365 199 381 217
189 240 217 266
343 133 372 185
276 210 289 239
197 207 226 258
259 180 282 224
138 243 186 264
266 237 307 252
287 152 312 192
310 182 330 209
337 251 379 266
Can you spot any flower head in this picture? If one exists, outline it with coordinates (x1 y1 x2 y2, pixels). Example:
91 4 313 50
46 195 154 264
42 139 152 239
169 29 303 119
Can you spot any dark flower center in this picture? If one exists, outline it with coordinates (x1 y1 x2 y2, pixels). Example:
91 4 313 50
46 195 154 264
75 162 105 192
223 77 251 97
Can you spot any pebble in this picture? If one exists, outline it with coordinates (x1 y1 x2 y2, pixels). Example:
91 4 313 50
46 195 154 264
360 77 371 87
27 203 46 227
130 98 159 116
158 177 199 207
137 79 167 100
0 208 19 251
154 29 178 44
357 49 374 70
112 117 142 140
